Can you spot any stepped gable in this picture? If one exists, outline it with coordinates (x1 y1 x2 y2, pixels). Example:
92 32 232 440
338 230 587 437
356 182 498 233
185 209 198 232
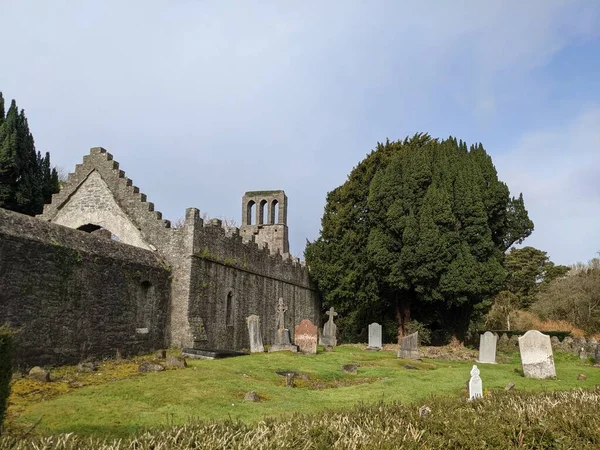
38 147 171 250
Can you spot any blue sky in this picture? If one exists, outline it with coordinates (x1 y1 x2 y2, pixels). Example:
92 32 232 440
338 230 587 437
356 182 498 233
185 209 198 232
2 1 599 265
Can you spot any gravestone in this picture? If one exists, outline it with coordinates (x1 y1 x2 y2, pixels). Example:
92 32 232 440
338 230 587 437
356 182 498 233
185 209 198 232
468 365 483 400
367 322 382 350
269 298 298 353
478 331 497 364
294 319 318 354
189 316 208 349
595 345 600 364
246 315 264 353
518 330 556 379
398 332 419 359
321 307 338 348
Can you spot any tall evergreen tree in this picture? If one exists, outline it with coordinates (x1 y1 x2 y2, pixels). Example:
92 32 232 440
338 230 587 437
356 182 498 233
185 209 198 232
305 134 534 342
0 93 59 215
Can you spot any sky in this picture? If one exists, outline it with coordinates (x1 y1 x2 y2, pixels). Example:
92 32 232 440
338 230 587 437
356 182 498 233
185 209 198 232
1 1 599 265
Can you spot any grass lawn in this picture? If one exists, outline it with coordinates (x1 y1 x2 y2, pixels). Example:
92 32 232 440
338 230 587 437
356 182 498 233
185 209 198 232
6 345 600 438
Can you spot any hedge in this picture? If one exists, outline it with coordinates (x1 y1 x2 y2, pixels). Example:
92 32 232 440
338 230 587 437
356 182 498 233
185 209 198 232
485 330 572 341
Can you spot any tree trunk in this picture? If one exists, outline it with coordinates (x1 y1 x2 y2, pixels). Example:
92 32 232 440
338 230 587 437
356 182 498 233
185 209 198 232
395 295 411 342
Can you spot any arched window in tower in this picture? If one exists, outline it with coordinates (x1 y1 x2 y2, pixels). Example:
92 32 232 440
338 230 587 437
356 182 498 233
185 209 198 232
259 200 268 225
247 201 256 225
226 291 234 326
271 199 279 224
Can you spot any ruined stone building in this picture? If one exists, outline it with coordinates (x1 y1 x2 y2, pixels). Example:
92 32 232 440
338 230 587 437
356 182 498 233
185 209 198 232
0 147 320 366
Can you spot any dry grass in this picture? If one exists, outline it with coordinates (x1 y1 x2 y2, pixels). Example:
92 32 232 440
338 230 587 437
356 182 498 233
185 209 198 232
1 389 600 449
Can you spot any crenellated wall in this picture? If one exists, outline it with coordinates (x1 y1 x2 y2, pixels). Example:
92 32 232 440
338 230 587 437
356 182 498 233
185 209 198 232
181 210 319 351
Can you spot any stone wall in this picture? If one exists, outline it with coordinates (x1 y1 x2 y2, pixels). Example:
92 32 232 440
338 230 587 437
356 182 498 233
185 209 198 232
187 218 320 351
0 208 171 367
30 147 321 353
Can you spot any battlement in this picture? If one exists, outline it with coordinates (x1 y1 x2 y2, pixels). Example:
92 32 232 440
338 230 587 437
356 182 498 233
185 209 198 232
180 207 310 286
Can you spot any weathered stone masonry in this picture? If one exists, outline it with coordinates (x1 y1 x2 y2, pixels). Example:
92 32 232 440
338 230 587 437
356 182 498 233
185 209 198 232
0 208 170 367
0 147 320 365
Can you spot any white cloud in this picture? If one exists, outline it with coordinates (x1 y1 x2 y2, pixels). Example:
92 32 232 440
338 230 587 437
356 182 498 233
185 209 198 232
495 108 600 265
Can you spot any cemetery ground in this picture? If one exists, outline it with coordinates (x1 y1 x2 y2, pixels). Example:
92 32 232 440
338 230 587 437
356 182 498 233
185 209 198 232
4 345 600 442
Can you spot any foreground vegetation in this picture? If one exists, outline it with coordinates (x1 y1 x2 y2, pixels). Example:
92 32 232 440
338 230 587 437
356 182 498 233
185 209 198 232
5 346 600 440
2 389 600 449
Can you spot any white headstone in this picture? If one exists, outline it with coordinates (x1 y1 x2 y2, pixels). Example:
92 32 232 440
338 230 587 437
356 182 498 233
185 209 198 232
518 330 556 379
246 315 264 353
367 323 382 350
468 365 483 400
478 331 498 364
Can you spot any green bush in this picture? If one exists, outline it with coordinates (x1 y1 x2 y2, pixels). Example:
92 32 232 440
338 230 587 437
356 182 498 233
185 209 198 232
0 328 14 433
3 389 599 449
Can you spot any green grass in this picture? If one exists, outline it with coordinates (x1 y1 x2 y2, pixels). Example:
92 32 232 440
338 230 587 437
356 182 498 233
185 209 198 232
7 345 600 438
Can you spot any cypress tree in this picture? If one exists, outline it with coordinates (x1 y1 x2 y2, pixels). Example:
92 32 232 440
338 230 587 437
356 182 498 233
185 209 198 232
0 94 59 215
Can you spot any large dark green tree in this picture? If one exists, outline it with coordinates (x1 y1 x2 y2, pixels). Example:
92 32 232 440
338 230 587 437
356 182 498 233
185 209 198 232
0 92 59 215
305 134 534 342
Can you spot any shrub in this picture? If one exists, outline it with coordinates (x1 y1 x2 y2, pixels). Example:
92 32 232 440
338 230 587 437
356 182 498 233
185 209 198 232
0 328 14 433
487 329 572 341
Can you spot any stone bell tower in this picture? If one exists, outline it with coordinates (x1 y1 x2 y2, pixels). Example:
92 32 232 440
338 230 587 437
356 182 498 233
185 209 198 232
240 190 289 255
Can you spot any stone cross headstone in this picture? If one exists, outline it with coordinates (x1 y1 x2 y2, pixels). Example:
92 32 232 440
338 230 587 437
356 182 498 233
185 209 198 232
275 297 287 330
478 331 498 364
269 299 298 353
518 330 556 379
398 332 419 359
367 323 382 350
294 319 318 354
468 365 483 400
321 307 338 348
246 315 264 353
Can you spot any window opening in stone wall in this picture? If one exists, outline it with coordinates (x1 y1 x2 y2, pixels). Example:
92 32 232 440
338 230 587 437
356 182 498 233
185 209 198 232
226 291 234 326
77 223 120 241
271 199 279 224
247 201 256 225
136 281 155 331
259 200 268 225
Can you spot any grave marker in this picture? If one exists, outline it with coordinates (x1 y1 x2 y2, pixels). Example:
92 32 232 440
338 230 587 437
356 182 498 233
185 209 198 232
468 365 483 400
321 307 338 348
518 330 556 379
294 319 318 354
478 331 497 364
367 323 382 350
398 332 419 359
246 315 264 353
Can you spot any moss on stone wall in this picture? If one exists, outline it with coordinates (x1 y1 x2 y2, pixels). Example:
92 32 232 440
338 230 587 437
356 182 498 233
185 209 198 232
0 327 14 432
